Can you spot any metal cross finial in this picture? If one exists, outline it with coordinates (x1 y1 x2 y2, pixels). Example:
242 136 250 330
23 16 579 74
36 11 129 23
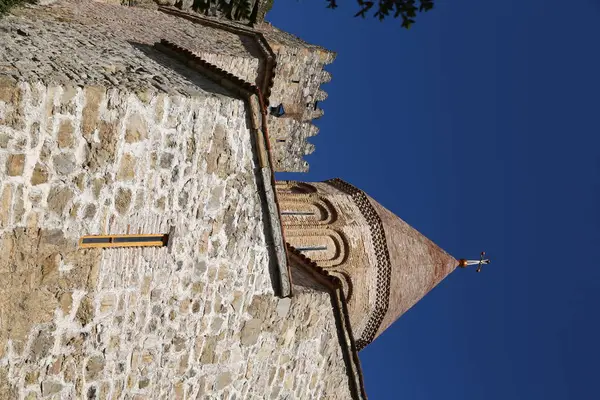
458 252 491 272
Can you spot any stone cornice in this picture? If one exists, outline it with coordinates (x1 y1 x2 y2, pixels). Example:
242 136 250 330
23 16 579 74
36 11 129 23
157 6 277 101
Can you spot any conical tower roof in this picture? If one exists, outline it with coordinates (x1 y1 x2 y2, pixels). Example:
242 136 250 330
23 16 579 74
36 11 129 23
319 179 458 349
365 195 458 341
276 178 460 350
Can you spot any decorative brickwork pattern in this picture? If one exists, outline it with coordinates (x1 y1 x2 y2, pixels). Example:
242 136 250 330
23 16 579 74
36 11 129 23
324 179 392 350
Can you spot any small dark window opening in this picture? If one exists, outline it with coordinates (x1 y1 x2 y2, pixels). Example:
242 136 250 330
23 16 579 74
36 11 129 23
269 104 286 117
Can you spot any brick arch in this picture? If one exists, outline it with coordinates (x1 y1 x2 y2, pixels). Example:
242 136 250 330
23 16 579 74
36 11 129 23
275 181 317 194
279 197 337 226
285 228 348 268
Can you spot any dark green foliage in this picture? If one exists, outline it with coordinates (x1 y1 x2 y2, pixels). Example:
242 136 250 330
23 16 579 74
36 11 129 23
192 0 253 21
326 0 435 28
0 0 35 15
263 0 273 13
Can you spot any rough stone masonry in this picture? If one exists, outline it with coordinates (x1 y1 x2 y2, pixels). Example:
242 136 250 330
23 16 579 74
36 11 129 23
0 2 360 399
0 82 354 400
0 0 335 173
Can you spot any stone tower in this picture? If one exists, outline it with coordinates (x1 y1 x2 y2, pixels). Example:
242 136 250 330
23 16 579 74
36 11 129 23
158 4 336 172
276 179 458 349
0 1 469 399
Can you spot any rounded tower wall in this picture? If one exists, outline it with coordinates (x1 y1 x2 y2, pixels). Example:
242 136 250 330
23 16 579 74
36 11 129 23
276 179 459 350
275 181 380 343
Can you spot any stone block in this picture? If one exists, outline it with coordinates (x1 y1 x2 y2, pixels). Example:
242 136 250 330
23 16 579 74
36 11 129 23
240 319 262 346
47 356 62 375
89 179 102 201
86 121 118 170
85 356 105 381
29 122 40 148
6 154 25 176
215 372 232 390
155 196 165 211
174 383 184 400
0 79 23 129
57 120 75 148
39 140 52 163
76 295 95 327
276 298 292 318
0 185 12 227
59 292 73 315
31 163 49 185
24 370 39 385
73 173 86 191
41 381 63 396
12 185 24 223
84 203 96 220
115 187 132 215
0 134 9 149
172 336 186 352
61 86 78 106
159 153 174 169
70 202 80 218
117 154 136 181
125 113 147 143
47 185 74 216
53 153 77 175
81 87 105 137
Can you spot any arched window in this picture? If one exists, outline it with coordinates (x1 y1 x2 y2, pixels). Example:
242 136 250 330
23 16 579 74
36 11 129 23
278 198 335 225
275 181 317 194
280 202 323 224
286 229 347 267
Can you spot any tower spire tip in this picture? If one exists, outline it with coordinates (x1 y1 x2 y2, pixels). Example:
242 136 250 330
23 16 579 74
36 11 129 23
458 251 491 272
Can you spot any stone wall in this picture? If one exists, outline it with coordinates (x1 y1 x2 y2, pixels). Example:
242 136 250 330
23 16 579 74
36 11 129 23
1 0 330 172
269 118 318 172
0 79 356 400
0 5 362 395
258 24 335 172
265 43 333 123
1 1 261 91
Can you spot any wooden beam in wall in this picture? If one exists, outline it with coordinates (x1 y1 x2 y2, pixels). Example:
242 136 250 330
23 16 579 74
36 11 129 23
79 234 169 249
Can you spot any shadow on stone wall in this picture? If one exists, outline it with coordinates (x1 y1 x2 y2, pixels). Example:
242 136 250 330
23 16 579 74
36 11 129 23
129 41 233 97
131 39 285 297
241 99 285 297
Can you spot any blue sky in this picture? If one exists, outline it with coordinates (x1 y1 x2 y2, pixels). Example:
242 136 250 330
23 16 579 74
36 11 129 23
271 1 600 399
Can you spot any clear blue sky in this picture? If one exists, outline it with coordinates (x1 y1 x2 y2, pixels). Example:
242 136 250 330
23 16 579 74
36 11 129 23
271 1 600 399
